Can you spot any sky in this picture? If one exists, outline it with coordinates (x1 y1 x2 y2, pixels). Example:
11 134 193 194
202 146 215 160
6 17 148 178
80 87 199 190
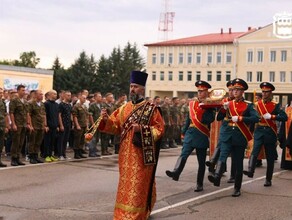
0 0 292 69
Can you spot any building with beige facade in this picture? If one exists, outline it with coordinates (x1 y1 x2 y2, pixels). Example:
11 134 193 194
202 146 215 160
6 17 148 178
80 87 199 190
145 24 292 106
0 64 53 93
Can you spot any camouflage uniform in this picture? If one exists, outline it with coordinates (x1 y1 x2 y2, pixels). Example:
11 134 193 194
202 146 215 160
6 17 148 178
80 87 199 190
9 97 29 165
169 104 179 148
88 102 102 156
0 100 8 166
72 102 89 158
160 103 171 149
28 100 46 163
100 102 115 155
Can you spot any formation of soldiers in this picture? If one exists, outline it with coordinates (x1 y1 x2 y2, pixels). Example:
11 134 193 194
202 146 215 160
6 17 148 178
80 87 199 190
0 86 128 167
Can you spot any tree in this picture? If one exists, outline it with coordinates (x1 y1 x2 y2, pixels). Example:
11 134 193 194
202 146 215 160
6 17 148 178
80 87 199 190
96 42 145 96
0 51 40 68
19 51 40 68
52 56 63 70
52 57 68 92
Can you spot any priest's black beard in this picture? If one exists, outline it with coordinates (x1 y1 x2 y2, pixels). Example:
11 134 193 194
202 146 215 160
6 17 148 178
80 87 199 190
129 93 143 103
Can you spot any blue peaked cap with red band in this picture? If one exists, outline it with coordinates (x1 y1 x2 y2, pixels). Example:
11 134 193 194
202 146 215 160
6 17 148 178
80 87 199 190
130 71 148 86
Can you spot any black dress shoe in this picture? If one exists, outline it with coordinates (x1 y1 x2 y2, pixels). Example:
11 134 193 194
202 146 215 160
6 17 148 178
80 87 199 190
227 177 235 183
194 185 203 192
232 189 241 197
264 180 272 187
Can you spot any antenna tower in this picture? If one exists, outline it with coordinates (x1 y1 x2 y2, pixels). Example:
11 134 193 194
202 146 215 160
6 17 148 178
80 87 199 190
158 0 175 41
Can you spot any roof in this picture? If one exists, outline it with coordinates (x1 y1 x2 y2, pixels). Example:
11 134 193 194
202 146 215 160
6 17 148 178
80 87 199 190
0 64 54 75
144 29 256 47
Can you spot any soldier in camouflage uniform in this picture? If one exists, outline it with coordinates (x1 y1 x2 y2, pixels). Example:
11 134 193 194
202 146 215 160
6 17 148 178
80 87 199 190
100 93 115 155
88 92 103 157
0 88 10 167
9 85 30 166
72 95 89 159
27 90 46 164
160 96 171 149
169 97 180 148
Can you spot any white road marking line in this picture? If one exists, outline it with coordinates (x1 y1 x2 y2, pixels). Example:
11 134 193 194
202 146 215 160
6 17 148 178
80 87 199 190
151 170 287 215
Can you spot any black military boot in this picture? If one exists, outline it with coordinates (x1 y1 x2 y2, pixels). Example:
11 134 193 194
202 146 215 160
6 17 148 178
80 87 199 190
160 140 169 149
78 149 87 158
165 156 187 181
232 172 242 197
194 163 205 192
205 147 221 173
208 161 226 187
74 150 81 159
11 157 19 166
16 157 26 166
29 154 38 164
35 154 44 163
243 155 257 178
264 159 274 187
168 140 178 148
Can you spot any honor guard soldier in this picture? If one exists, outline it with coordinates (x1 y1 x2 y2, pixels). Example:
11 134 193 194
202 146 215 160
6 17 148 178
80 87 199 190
243 82 287 186
206 80 236 183
208 78 259 197
166 80 216 192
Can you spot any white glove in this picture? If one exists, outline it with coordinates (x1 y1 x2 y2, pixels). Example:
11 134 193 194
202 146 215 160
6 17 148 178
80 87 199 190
263 113 272 119
199 103 204 107
232 116 238 122
223 102 229 110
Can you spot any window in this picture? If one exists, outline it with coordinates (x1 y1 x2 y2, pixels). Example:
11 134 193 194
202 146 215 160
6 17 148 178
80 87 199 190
280 71 286 82
179 71 183 81
247 50 253 63
160 71 164 81
196 71 201 81
216 71 222 81
270 51 276 62
226 71 231 81
226 52 232 63
207 71 212 81
187 71 192 81
187 53 192 64
168 71 173 81
217 52 221 63
256 71 262 82
152 71 156 81
160 53 164 64
196 53 201 64
281 50 287 62
257 51 263 63
179 53 184 64
247 71 252 82
168 53 173 64
152 54 156 64
207 52 212 64
269 71 275 82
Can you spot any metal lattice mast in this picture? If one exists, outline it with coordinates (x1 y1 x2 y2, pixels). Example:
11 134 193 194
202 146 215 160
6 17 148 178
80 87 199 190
158 0 175 41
